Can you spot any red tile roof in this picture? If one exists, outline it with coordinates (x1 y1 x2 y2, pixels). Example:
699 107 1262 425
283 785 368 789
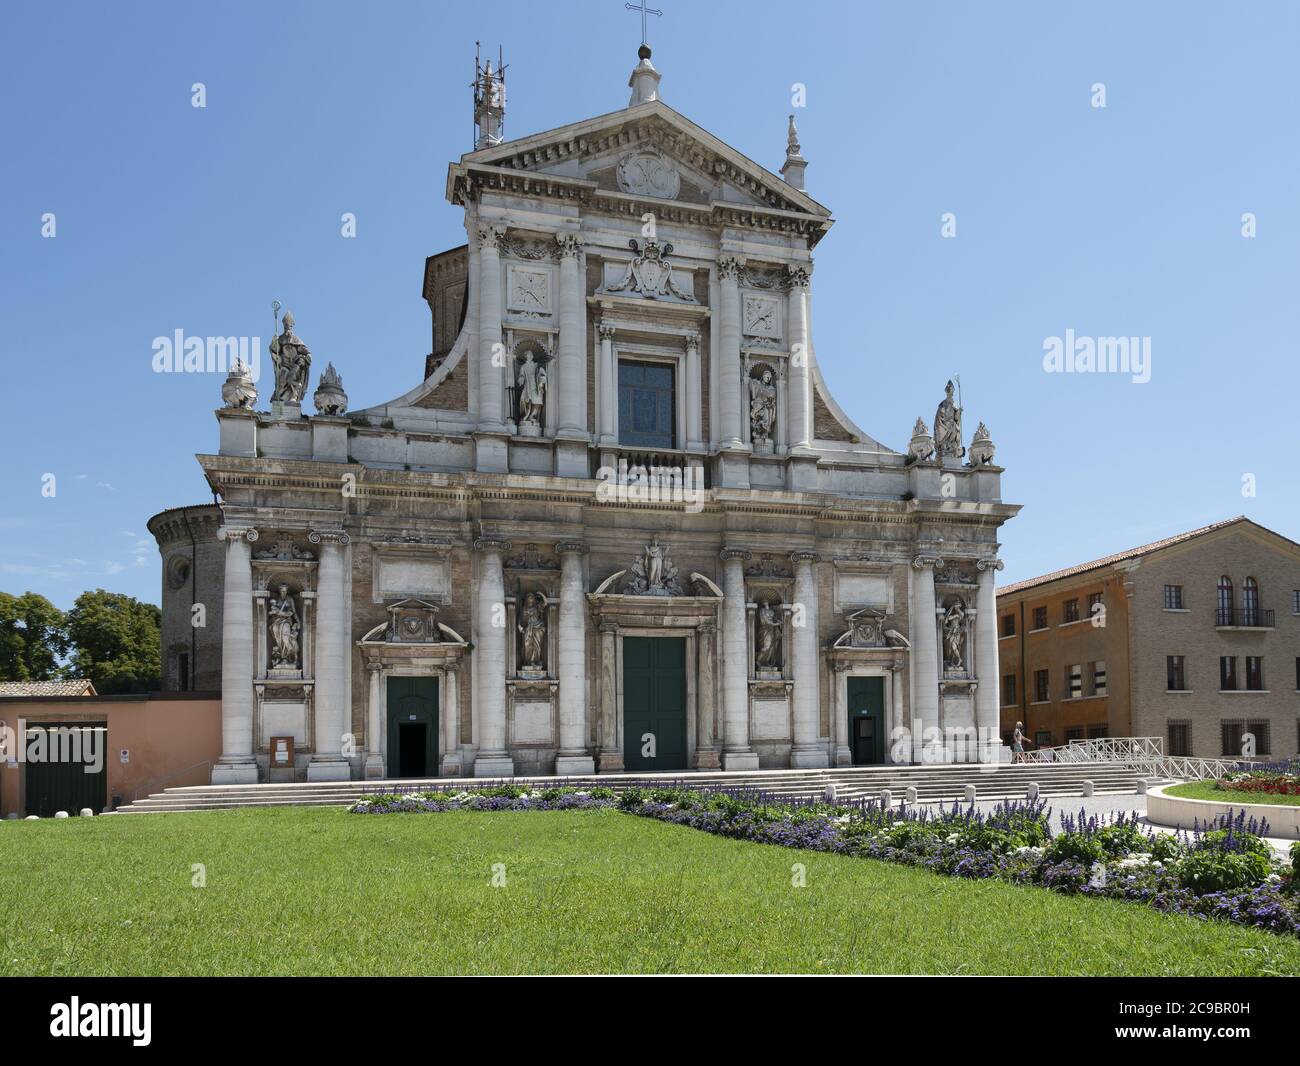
0 679 97 697
997 516 1254 596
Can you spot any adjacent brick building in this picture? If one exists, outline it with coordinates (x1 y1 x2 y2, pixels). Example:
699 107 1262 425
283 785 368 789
997 517 1300 759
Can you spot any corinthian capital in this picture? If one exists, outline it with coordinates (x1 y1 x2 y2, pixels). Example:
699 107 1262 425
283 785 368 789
554 232 582 259
785 263 812 289
717 255 744 281
477 224 506 252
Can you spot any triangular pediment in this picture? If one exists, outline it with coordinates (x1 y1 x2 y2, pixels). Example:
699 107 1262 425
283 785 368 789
452 100 830 219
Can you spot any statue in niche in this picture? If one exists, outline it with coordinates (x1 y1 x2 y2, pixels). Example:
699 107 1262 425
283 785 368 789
942 600 967 672
269 310 312 404
934 379 963 460
516 350 547 429
749 368 777 446
755 599 783 669
268 584 301 669
517 591 547 672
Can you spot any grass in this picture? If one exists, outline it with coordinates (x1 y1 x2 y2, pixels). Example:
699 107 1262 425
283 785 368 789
1166 781 1300 807
2 807 1298 976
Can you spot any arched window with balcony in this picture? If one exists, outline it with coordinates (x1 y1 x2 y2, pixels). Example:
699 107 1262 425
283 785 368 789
1242 576 1259 627
1216 576 1233 626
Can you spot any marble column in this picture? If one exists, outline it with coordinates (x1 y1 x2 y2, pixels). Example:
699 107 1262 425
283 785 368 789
891 662 906 764
555 541 594 774
694 619 721 768
597 621 622 771
720 548 759 770
364 661 384 779
441 668 463 775
786 265 812 450
464 216 481 421
598 322 616 444
307 529 351 781
476 224 506 432
685 332 702 451
473 538 514 776
911 554 943 765
212 525 259 784
555 233 587 439
789 551 827 767
716 257 744 448
975 557 1005 762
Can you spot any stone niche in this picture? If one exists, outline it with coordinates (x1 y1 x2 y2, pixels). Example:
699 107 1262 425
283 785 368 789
504 544 561 769
744 558 794 761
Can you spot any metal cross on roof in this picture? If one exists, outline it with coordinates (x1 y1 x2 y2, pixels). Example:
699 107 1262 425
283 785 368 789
624 0 663 46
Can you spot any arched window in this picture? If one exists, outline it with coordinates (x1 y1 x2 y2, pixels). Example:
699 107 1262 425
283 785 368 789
1242 577 1259 626
1216 576 1233 626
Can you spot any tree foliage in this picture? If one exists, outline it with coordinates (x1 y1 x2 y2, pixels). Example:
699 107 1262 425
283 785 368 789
0 591 69 681
62 590 162 694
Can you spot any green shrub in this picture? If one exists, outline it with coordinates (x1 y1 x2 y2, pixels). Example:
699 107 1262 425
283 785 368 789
1178 848 1272 894
1044 831 1105 866
1149 834 1183 862
1096 822 1148 857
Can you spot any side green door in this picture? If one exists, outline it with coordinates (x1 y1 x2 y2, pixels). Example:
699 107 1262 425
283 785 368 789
386 676 438 778
622 637 687 771
847 676 885 765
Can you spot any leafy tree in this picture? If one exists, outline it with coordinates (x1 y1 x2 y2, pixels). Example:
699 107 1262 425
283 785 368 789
63 589 161 694
0 591 68 681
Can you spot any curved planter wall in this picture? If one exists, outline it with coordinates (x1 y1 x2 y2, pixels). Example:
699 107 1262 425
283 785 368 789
1147 782 1300 840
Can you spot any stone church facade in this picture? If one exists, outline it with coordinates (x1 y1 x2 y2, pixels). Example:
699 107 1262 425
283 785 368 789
160 46 1019 784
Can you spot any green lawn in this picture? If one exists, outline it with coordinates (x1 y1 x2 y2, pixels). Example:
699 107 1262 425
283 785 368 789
2 807 1298 975
1166 781 1300 807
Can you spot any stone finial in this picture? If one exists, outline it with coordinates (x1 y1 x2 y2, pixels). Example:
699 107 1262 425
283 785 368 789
628 45 662 107
906 416 935 463
313 362 348 416
968 421 996 466
780 114 808 191
221 358 257 410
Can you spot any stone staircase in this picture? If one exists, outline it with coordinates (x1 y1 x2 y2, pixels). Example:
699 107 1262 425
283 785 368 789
114 763 1150 815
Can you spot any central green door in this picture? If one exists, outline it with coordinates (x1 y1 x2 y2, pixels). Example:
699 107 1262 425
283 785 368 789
386 676 438 778
622 637 687 771
847 676 885 765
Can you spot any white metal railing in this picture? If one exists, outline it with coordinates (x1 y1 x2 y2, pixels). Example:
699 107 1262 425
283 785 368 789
1013 736 1253 781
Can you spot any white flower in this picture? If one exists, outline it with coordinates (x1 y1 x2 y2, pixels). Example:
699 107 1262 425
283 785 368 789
1015 845 1044 856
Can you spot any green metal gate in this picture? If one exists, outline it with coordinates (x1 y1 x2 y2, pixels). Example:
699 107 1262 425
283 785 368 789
24 723 108 817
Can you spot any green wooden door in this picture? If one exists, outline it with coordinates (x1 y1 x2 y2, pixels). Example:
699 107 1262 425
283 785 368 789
623 637 687 771
24 723 108 816
847 676 885 765
386 677 438 778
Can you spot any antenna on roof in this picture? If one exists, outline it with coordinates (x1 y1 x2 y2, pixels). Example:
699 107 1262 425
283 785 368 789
472 41 508 149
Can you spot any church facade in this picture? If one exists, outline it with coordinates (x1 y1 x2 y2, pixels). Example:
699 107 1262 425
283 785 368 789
167 45 1019 784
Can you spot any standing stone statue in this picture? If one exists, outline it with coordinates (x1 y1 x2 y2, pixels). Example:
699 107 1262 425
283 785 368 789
755 599 783 669
269 310 312 404
934 380 963 459
517 591 547 671
749 368 777 446
268 584 301 669
516 350 547 429
942 600 967 672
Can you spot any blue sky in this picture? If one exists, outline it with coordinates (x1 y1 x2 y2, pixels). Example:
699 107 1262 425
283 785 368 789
1 1 1297 609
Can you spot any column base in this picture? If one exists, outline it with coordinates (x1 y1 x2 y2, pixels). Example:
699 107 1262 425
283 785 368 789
211 758 259 785
440 753 465 776
693 748 722 770
555 754 596 776
722 751 760 771
597 750 624 773
717 451 751 489
307 758 352 782
472 432 509 473
786 454 819 491
473 754 515 778
790 747 830 769
363 753 385 779
833 746 853 768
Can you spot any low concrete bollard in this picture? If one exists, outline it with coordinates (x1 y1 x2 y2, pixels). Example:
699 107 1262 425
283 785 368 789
906 785 918 805
963 784 977 804
1082 780 1095 798
24 815 38 820
79 808 94 817
879 788 892 810
1136 777 1149 795
823 783 838 805
54 810 69 819
1027 782 1040 801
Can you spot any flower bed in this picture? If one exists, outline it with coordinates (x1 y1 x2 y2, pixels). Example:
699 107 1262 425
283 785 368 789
349 784 1300 940
1217 757 1300 797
